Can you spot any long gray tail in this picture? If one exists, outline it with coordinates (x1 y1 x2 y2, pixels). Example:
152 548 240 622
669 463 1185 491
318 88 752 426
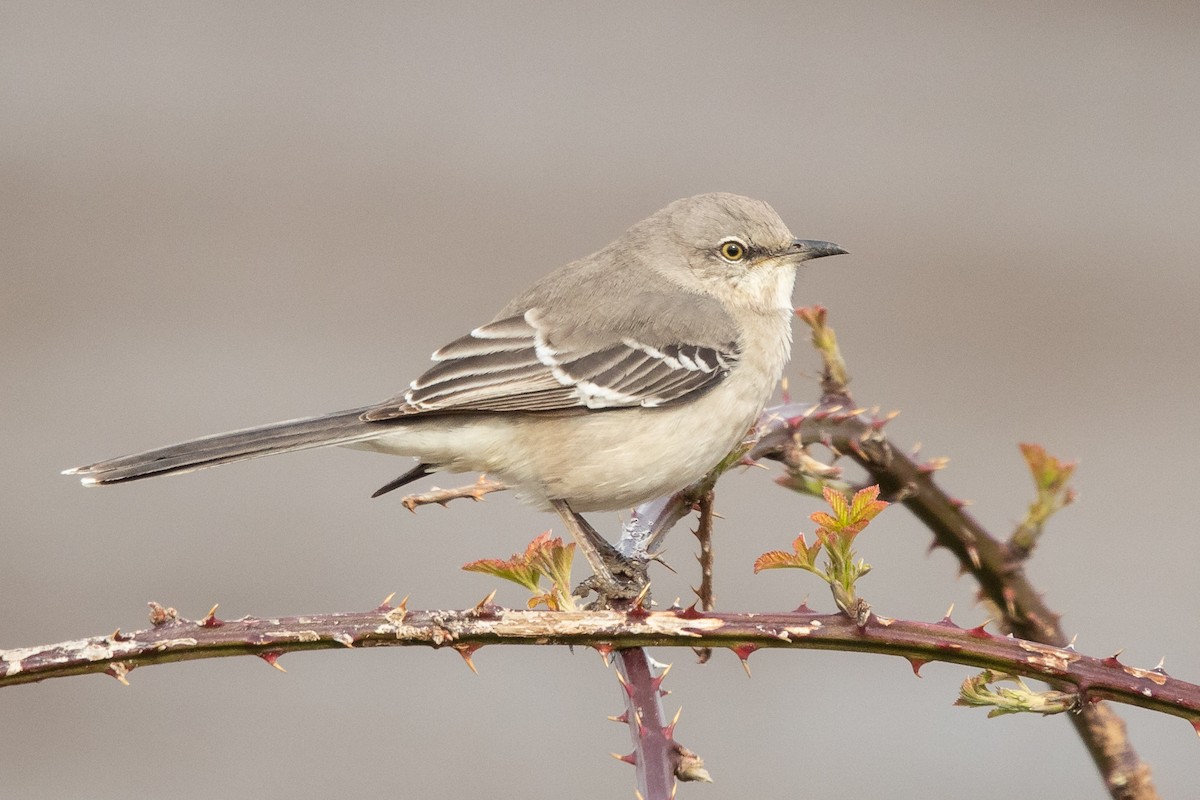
64 407 388 486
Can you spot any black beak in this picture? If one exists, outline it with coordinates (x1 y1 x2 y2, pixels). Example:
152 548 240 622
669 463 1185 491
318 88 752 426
790 239 848 261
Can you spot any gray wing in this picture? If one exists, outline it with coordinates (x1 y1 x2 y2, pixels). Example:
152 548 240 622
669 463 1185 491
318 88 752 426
361 303 740 421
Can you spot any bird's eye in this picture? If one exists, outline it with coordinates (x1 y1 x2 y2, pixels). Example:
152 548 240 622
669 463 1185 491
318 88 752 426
719 239 748 262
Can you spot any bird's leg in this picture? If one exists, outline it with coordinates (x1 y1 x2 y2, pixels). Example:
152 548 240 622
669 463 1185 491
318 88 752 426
551 500 648 607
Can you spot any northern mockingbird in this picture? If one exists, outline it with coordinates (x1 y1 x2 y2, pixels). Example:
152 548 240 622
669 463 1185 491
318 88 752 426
66 193 845 592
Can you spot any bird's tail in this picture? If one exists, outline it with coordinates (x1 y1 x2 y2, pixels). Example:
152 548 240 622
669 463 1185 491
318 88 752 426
64 407 386 486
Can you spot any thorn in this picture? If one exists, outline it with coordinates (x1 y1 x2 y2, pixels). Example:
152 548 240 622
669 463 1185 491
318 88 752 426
906 656 929 677
732 644 759 677
780 376 790 403
1003 586 1018 619
650 552 677 574
474 589 498 611
917 456 950 474
1066 634 1078 652
200 604 224 628
1153 657 1168 675
664 705 683 739
627 584 653 616
615 669 635 698
454 643 482 674
1192 719 1200 738
794 598 813 614
611 751 638 766
593 642 614 660
334 632 355 648
377 592 397 611
938 604 957 627
389 595 410 623
651 662 673 693
871 409 900 430
109 628 130 642
965 546 982 570
607 711 629 724
968 620 993 638
105 662 132 685
258 651 286 672
674 603 706 620
1102 650 1125 668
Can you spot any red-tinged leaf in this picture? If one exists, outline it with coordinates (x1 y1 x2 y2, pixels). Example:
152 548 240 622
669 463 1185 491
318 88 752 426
462 558 542 593
522 531 558 560
850 487 888 523
809 511 839 529
822 485 849 521
1020 443 1077 494
529 538 575 597
813 525 837 547
841 520 868 538
754 550 804 572
849 483 879 509
799 533 822 563
1019 442 1048 474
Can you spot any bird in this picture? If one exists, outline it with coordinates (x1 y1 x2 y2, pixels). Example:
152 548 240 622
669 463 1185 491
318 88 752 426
65 193 846 591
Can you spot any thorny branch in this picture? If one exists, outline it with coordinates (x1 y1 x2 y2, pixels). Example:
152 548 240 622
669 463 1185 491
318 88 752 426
4 602 1198 733
750 305 1160 799
611 648 711 796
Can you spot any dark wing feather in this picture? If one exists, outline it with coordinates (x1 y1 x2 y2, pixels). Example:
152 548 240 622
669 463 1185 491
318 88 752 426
361 311 739 421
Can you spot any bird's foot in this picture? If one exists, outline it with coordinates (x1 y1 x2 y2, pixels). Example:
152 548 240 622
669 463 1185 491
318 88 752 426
552 499 652 610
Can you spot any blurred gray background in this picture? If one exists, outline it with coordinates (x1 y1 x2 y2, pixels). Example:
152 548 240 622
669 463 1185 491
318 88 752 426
3 2 1198 798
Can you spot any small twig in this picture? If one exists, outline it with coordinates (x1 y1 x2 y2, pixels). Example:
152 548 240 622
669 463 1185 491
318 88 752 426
400 475 507 512
691 490 716 663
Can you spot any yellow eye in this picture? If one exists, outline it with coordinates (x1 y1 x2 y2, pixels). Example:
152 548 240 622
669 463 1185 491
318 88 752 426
719 239 747 262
